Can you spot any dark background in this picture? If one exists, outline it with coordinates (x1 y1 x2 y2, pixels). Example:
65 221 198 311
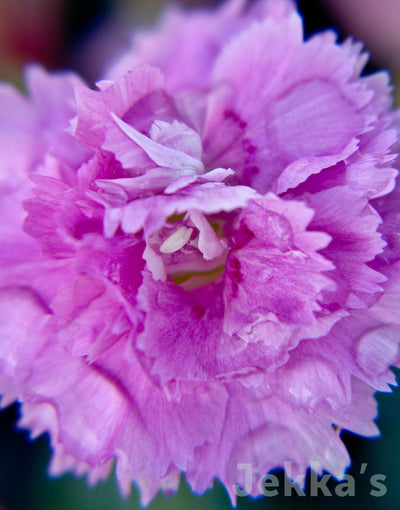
0 1 399 509
0 0 388 84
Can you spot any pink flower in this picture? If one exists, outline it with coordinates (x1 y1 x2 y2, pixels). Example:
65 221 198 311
1 0 400 504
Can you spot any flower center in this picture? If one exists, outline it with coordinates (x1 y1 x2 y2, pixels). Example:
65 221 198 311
148 212 228 289
172 265 226 290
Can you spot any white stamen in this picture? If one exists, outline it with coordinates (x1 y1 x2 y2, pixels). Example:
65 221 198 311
160 226 193 254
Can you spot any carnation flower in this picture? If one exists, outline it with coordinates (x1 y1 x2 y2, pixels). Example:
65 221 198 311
1 0 400 505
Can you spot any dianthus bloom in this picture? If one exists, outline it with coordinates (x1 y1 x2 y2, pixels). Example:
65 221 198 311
1 0 400 504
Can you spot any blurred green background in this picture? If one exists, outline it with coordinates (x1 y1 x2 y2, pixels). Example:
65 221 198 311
1 1 400 509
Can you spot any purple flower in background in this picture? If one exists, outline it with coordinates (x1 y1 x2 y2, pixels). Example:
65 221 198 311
1 0 400 504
